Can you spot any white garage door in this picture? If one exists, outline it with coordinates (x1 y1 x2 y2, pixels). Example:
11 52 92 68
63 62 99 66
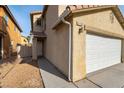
86 34 121 74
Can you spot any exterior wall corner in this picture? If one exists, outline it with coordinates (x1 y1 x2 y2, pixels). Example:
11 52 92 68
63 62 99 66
121 40 124 63
72 17 87 82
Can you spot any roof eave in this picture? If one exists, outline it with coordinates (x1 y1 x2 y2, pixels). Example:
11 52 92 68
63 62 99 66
3 5 23 32
30 11 42 15
112 6 124 29
52 6 115 30
71 5 115 14
42 5 49 17
53 5 124 30
52 9 71 29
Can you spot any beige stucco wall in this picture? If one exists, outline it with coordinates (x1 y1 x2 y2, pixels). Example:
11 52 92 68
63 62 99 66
44 5 69 76
53 24 69 76
37 41 42 57
32 38 42 60
32 37 37 60
0 7 22 58
33 14 42 32
73 9 124 35
72 9 124 81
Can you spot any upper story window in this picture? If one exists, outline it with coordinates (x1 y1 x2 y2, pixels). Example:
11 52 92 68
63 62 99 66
36 18 41 26
4 15 8 24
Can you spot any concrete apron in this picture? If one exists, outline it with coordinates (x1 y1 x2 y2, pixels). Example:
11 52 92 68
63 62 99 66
86 63 124 88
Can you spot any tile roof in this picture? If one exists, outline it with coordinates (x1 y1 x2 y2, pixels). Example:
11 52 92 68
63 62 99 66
53 5 124 30
66 5 105 11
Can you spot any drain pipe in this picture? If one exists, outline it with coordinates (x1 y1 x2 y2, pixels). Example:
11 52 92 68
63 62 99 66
61 18 72 81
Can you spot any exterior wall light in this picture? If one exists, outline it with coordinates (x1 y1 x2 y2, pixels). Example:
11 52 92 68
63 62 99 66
76 21 85 34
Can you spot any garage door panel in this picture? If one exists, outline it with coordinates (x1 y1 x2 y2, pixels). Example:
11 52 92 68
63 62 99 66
86 34 121 73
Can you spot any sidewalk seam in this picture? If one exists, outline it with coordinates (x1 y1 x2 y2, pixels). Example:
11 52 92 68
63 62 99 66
72 83 79 88
86 78 102 88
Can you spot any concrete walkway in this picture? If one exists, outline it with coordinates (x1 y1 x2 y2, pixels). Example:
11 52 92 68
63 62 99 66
38 57 124 88
38 58 76 88
38 57 99 88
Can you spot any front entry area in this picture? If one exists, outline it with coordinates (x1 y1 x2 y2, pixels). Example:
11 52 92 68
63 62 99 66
37 40 42 57
86 34 121 74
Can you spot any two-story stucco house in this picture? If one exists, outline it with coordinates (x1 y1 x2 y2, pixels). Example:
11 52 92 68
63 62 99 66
31 5 124 82
0 5 23 60
30 11 46 60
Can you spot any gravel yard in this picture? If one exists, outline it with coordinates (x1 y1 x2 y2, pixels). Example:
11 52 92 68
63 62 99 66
0 57 18 88
0 57 44 88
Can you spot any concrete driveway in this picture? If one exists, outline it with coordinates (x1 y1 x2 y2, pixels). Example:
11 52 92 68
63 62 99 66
75 63 124 88
38 58 124 88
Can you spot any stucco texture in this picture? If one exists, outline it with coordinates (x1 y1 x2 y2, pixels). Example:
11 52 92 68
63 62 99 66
0 7 22 58
44 6 69 77
72 9 124 81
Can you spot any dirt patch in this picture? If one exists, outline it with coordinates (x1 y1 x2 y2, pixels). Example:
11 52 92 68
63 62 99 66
0 62 14 79
0 57 18 87
1 58 44 88
0 57 17 79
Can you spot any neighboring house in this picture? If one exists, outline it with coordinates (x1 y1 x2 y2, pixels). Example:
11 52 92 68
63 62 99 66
0 5 22 59
30 11 46 59
31 5 124 82
21 36 29 46
16 35 32 59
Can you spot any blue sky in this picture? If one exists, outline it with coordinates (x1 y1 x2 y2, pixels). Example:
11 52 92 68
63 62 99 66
8 5 124 37
8 5 44 36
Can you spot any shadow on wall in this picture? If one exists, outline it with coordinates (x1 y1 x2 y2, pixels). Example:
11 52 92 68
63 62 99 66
1 17 32 63
0 16 22 65
38 57 68 81
0 16 11 59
